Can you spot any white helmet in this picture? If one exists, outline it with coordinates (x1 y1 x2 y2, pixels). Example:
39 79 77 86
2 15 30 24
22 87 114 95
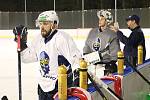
97 10 113 25
36 10 59 27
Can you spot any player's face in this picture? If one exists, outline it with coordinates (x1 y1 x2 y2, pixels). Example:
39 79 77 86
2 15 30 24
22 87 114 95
127 20 135 29
39 21 53 38
98 16 107 28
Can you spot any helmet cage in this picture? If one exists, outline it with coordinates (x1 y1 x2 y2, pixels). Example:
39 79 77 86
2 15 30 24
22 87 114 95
97 10 113 25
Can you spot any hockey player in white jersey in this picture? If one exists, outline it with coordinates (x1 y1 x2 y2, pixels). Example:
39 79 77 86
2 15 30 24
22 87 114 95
13 11 81 100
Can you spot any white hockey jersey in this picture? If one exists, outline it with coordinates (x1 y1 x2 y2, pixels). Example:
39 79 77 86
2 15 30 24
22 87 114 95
21 30 81 92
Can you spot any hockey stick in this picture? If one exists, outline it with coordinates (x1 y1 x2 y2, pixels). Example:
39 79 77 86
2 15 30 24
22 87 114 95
127 61 150 85
88 73 108 100
88 72 123 100
17 33 22 100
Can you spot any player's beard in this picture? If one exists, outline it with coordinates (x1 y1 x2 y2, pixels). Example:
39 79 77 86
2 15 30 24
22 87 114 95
41 28 52 38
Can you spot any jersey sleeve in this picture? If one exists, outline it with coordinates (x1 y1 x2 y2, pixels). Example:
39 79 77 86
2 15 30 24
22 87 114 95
55 32 82 71
20 35 39 63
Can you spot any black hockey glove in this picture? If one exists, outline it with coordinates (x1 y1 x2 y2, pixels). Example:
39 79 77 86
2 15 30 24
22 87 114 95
73 68 80 87
104 61 117 75
13 25 28 51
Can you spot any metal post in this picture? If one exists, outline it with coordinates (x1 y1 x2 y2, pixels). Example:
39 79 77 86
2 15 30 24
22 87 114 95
25 0 26 12
25 0 27 27
54 0 55 11
115 0 117 22
82 0 84 28
58 65 67 100
138 45 143 65
79 59 88 89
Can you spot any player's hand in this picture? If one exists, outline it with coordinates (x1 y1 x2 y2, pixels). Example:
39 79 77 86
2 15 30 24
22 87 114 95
110 22 119 33
13 25 28 42
13 25 28 51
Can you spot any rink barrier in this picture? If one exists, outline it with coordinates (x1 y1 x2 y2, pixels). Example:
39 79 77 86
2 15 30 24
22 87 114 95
0 29 150 40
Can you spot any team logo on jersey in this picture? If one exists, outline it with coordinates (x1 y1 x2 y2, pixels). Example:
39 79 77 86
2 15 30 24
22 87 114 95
40 51 50 75
93 38 101 51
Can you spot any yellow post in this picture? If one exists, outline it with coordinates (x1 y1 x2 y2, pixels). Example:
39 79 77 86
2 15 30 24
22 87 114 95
58 65 67 100
117 51 124 75
138 45 143 65
79 59 88 90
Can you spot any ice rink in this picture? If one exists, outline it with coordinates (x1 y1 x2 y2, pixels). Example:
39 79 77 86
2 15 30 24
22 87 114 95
0 34 38 99
0 29 150 100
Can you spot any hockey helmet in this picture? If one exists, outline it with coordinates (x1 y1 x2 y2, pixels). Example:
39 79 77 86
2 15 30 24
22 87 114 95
97 10 113 25
36 10 59 27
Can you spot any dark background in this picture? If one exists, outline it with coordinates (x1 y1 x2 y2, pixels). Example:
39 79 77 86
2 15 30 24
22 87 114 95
0 0 150 29
0 0 150 12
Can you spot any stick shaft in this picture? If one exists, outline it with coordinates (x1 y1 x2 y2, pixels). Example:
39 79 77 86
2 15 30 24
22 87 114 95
88 73 107 100
17 34 22 100
88 72 123 100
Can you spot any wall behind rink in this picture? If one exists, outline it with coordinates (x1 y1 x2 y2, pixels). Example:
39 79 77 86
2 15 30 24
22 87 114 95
62 28 150 59
0 28 149 100
0 28 150 59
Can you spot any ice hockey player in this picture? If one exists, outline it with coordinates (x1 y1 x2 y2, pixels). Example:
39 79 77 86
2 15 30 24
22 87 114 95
13 10 81 100
83 10 120 76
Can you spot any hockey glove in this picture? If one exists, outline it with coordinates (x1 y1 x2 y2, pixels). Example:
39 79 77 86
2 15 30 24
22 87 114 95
104 61 117 75
73 68 80 87
13 25 28 51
